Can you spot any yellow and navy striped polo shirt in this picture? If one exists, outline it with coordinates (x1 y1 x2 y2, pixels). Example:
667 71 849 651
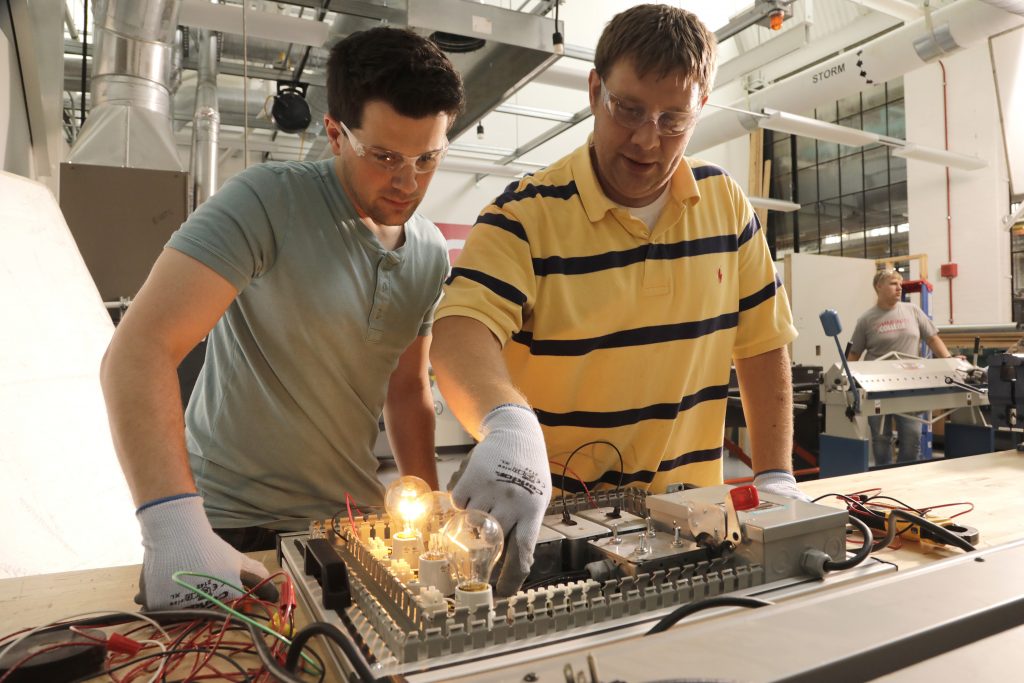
435 141 797 494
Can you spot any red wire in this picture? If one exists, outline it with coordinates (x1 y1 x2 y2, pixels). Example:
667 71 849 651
345 492 359 534
549 460 598 508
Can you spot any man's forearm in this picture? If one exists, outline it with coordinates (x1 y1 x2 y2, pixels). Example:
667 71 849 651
430 316 527 439
100 343 197 507
734 346 794 474
927 335 952 358
383 383 439 489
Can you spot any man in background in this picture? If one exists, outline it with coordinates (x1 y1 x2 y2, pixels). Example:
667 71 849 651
101 28 464 609
848 268 954 464
431 4 803 596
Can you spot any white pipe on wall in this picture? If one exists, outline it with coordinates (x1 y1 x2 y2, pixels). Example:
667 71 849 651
689 0 1024 153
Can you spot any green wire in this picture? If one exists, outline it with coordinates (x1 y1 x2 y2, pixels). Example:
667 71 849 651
171 571 323 675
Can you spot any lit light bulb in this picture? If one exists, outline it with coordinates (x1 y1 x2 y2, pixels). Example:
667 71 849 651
440 509 504 609
384 475 432 569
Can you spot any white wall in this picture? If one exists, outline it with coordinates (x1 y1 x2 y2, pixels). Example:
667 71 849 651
0 9 33 178
905 43 1012 325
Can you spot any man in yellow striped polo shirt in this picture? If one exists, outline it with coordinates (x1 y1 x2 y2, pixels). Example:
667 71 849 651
431 4 801 594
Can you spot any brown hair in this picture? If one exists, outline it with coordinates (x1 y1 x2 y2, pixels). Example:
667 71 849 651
593 4 717 98
326 27 464 128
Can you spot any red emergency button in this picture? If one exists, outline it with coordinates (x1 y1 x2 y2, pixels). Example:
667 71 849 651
730 485 760 511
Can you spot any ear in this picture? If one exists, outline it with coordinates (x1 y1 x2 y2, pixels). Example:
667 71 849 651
324 115 344 155
588 69 602 116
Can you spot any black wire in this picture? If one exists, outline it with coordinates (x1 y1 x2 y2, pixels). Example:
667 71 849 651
862 494 926 515
80 0 87 127
811 493 886 519
246 621 310 683
559 440 625 522
645 596 772 636
871 508 976 553
822 513 873 571
284 621 377 683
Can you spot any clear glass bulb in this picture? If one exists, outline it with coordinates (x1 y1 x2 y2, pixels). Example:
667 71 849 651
439 509 504 592
417 490 458 558
384 475 432 540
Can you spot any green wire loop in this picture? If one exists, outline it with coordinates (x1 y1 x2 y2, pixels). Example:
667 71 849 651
171 570 323 675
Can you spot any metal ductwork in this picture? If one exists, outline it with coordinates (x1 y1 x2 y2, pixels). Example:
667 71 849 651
980 0 1024 16
191 27 218 208
689 0 1024 154
67 0 184 171
300 0 562 161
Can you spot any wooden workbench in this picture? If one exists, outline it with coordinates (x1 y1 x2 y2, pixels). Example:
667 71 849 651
2 450 1022 679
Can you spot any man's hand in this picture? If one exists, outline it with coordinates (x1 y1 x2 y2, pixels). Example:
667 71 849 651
753 469 811 503
449 404 551 596
136 494 274 610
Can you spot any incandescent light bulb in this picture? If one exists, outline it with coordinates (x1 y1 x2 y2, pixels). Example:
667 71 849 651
384 475 432 568
440 509 504 609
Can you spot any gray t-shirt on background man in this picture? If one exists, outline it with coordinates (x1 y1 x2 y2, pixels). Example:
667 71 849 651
849 301 937 360
166 159 449 530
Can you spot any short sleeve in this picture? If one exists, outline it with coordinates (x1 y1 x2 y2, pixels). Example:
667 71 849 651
166 168 283 292
732 188 798 359
434 202 536 347
849 316 868 356
913 304 938 339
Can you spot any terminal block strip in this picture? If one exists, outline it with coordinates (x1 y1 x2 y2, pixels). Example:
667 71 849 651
293 487 767 669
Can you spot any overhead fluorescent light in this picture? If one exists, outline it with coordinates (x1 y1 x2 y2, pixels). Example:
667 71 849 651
758 108 881 147
440 158 537 179
748 196 801 212
890 144 988 171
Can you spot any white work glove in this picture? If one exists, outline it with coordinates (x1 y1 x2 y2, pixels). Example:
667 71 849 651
136 494 274 610
450 404 552 597
753 469 811 503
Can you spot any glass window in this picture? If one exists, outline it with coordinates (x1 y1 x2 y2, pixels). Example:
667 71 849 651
773 212 795 257
864 146 890 189
838 93 861 118
818 159 840 200
795 136 817 169
887 78 904 102
797 205 820 253
887 100 905 138
864 187 891 230
773 140 792 177
763 77 907 263
815 103 837 123
890 151 907 185
797 167 818 200
818 140 840 163
863 84 887 109
890 182 908 223
863 106 887 137
841 153 864 195
771 172 793 201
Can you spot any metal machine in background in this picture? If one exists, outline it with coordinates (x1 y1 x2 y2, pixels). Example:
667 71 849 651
819 355 991 475
280 484 888 681
986 353 1024 448
817 310 992 476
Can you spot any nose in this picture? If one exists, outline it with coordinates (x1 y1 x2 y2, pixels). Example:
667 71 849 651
629 119 661 149
392 163 418 193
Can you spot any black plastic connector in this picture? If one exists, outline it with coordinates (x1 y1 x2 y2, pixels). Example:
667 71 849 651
303 539 352 611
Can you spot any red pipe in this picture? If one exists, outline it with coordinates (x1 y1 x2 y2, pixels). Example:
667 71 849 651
939 60 953 324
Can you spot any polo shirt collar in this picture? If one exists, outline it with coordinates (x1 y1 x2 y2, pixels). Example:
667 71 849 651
571 136 702 224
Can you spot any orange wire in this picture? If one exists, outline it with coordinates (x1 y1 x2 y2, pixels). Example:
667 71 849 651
550 460 599 508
